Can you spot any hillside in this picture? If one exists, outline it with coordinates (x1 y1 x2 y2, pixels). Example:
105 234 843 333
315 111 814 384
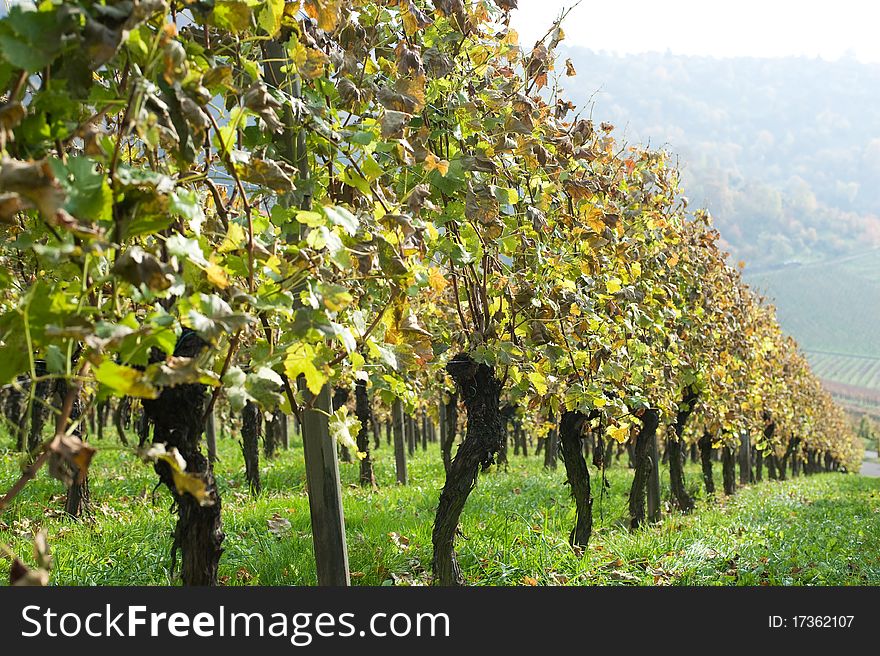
745 249 880 358
746 250 880 394
560 49 880 267
560 49 880 395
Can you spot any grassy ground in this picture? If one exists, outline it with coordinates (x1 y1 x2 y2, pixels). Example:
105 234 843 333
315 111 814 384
1 432 879 586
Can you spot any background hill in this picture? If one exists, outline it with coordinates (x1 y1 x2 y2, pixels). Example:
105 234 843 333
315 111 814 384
560 49 880 400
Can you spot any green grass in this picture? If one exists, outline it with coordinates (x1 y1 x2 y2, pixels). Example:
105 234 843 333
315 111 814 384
1 433 879 586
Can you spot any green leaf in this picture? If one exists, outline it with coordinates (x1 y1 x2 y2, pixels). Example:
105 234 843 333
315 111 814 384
0 6 63 72
368 339 398 371
323 205 359 236
295 210 325 228
167 235 208 267
257 0 285 36
0 311 29 385
180 293 252 344
51 157 112 223
45 344 66 374
171 188 206 237
378 237 407 277
212 0 254 33
112 246 175 291
329 405 363 459
246 366 285 409
222 366 249 412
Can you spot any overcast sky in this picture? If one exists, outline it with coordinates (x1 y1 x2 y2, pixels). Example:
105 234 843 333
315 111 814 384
509 0 880 62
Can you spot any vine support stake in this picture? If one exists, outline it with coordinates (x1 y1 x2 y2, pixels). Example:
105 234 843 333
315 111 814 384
393 398 408 485
301 381 350 586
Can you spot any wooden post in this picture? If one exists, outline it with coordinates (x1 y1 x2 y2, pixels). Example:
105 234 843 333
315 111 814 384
393 398 407 485
647 428 661 523
301 382 350 585
265 37 350 586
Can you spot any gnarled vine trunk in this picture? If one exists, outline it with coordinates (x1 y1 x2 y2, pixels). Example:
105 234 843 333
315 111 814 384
699 431 715 495
142 329 223 586
264 409 283 459
55 378 90 518
241 400 261 495
629 409 660 529
28 360 51 453
767 453 778 480
441 392 458 474
354 379 376 489
432 355 503 586
3 376 27 450
721 445 736 495
205 407 217 463
669 387 697 511
558 410 593 550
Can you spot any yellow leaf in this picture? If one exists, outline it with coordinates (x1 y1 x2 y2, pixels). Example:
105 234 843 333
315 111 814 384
156 453 210 505
219 223 246 253
303 0 342 32
289 38 329 79
141 444 211 505
93 361 159 399
607 422 631 444
606 278 622 294
428 267 448 293
424 152 449 176
167 462 210 505
528 371 548 395
400 0 432 36
585 206 605 233
284 343 327 395
205 262 229 289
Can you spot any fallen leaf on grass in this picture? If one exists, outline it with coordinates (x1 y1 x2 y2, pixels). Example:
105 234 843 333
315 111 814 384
268 513 292 537
608 570 639 583
6 530 52 586
388 532 410 551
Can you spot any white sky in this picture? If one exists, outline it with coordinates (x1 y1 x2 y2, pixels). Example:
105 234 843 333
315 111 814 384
510 0 880 62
